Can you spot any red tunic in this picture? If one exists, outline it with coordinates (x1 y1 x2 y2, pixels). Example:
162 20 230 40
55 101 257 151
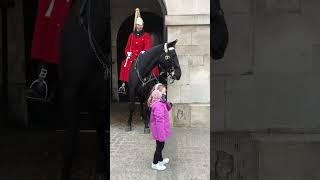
119 32 159 82
31 0 72 64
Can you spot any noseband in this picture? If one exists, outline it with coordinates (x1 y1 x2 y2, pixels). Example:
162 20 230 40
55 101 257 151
159 45 177 84
134 45 177 87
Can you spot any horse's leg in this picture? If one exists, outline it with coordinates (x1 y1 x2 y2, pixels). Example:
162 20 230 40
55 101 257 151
58 85 80 180
126 87 135 131
144 105 151 133
87 70 108 179
140 97 144 121
89 105 107 179
141 97 150 133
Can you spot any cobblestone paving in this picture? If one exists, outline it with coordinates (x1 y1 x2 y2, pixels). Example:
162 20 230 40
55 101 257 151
110 103 210 180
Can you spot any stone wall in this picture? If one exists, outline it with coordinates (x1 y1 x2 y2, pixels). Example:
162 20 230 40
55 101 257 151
212 1 320 179
257 135 320 180
213 0 320 131
166 0 210 128
164 0 209 15
212 132 320 180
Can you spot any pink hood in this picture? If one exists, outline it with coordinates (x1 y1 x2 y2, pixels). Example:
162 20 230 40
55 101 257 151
150 90 162 107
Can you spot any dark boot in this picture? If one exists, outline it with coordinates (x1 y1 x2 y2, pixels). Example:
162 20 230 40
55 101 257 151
118 82 126 94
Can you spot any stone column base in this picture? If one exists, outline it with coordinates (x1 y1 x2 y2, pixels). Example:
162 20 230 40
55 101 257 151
170 103 210 128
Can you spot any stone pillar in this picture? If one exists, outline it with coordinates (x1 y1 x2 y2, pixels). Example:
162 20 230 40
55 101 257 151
6 0 27 127
165 0 210 128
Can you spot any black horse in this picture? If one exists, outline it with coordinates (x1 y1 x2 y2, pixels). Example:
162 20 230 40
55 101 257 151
58 0 110 179
211 0 229 60
126 40 181 132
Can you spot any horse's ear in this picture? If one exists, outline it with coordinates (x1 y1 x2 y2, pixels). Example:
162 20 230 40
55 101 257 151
168 39 178 47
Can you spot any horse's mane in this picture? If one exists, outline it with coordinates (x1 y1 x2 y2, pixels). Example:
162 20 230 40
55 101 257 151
137 43 164 62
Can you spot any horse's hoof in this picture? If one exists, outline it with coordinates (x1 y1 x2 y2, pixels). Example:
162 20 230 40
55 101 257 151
144 128 150 134
125 126 132 131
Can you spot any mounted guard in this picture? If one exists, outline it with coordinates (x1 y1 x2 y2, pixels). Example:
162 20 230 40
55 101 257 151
118 8 159 94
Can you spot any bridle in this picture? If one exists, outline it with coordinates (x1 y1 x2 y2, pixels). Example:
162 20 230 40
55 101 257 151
134 55 159 87
159 44 177 84
135 43 178 86
79 0 111 80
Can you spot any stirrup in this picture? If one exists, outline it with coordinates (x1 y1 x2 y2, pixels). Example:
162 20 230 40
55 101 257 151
118 83 126 94
26 67 49 102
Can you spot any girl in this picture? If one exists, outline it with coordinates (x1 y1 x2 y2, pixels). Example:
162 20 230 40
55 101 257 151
148 83 173 171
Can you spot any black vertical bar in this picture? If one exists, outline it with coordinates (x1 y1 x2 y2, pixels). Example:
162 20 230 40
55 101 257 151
2 7 8 126
106 0 111 176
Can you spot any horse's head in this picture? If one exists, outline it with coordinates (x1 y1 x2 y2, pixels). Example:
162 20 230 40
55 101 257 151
159 39 181 80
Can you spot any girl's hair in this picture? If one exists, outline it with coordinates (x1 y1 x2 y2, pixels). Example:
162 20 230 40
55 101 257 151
147 83 166 107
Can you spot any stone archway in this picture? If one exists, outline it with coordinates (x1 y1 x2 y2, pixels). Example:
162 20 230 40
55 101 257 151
110 0 167 101
116 12 164 101
157 0 167 15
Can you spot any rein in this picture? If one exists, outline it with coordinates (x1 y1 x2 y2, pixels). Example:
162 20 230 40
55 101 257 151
79 0 111 80
134 55 159 87
134 48 176 87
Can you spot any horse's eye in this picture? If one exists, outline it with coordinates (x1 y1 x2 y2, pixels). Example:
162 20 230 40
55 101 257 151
165 55 170 60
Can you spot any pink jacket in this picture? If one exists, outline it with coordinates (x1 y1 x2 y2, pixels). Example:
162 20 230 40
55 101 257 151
150 100 172 142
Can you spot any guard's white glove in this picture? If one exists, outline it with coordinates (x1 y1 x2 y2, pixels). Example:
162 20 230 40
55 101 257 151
141 51 145 54
127 52 132 57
